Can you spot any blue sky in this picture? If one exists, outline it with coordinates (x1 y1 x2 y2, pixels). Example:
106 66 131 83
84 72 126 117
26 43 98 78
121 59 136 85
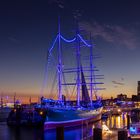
0 0 140 99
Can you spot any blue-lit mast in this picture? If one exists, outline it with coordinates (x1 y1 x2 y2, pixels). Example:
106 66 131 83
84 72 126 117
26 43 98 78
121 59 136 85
89 33 93 106
76 29 81 106
58 16 62 101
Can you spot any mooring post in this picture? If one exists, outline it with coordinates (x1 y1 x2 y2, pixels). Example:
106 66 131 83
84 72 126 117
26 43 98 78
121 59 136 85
118 130 128 140
93 128 102 140
109 114 112 129
56 126 64 140
127 114 130 129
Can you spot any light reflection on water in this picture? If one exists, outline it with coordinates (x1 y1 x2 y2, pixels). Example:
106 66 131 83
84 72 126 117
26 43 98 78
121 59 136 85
105 113 127 129
0 113 128 140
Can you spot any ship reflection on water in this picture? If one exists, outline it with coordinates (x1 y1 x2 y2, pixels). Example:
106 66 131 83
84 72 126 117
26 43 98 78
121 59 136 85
45 113 128 140
0 113 129 140
0 123 44 140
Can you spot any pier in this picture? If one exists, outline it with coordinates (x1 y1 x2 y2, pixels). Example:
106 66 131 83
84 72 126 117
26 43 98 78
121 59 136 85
6 105 47 126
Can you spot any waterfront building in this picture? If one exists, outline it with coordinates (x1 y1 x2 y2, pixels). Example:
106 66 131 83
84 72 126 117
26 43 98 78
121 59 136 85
132 81 140 101
137 81 140 96
117 93 127 101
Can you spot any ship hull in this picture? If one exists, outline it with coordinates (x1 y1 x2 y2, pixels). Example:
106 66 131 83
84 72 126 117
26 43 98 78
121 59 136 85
44 107 102 130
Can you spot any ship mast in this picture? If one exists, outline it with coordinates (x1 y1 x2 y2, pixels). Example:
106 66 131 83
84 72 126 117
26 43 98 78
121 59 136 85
90 33 93 106
58 17 62 101
76 30 81 106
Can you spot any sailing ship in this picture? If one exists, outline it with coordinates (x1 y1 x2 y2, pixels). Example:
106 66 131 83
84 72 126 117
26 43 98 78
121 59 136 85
43 20 104 130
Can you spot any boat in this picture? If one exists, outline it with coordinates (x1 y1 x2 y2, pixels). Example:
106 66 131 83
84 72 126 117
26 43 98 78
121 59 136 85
43 19 104 130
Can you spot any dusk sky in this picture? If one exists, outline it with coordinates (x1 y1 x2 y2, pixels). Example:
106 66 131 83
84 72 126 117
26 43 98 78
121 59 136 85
0 0 140 99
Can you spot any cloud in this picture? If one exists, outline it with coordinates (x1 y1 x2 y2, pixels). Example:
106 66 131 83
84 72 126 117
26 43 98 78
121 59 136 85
112 80 124 85
8 36 19 43
79 21 138 49
121 77 124 81
73 10 82 20
48 0 64 8
48 0 59 4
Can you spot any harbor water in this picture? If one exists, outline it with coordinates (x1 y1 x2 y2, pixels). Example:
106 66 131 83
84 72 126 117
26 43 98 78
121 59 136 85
0 113 128 140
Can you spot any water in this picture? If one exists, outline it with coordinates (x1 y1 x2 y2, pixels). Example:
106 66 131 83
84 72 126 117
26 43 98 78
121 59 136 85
0 113 128 140
0 123 94 140
0 122 44 140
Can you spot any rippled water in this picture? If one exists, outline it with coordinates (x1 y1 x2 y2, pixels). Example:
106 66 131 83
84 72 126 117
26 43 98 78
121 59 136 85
0 122 99 140
0 123 93 140
0 113 127 140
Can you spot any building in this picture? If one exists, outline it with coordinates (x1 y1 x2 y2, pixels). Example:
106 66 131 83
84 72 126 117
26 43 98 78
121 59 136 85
117 93 127 101
137 81 140 96
132 81 140 101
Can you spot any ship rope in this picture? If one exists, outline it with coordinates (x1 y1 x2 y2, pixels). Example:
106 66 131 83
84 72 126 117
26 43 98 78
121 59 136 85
41 31 104 101
48 71 57 99
62 72 70 101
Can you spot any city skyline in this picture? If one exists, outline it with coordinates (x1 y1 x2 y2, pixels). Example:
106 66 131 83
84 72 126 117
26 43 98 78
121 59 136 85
0 1 140 99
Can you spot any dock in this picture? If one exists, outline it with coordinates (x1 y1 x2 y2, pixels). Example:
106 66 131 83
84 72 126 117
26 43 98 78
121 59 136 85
7 105 47 126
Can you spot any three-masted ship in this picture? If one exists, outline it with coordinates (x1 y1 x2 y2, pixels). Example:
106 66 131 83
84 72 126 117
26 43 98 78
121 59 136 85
42 20 104 130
